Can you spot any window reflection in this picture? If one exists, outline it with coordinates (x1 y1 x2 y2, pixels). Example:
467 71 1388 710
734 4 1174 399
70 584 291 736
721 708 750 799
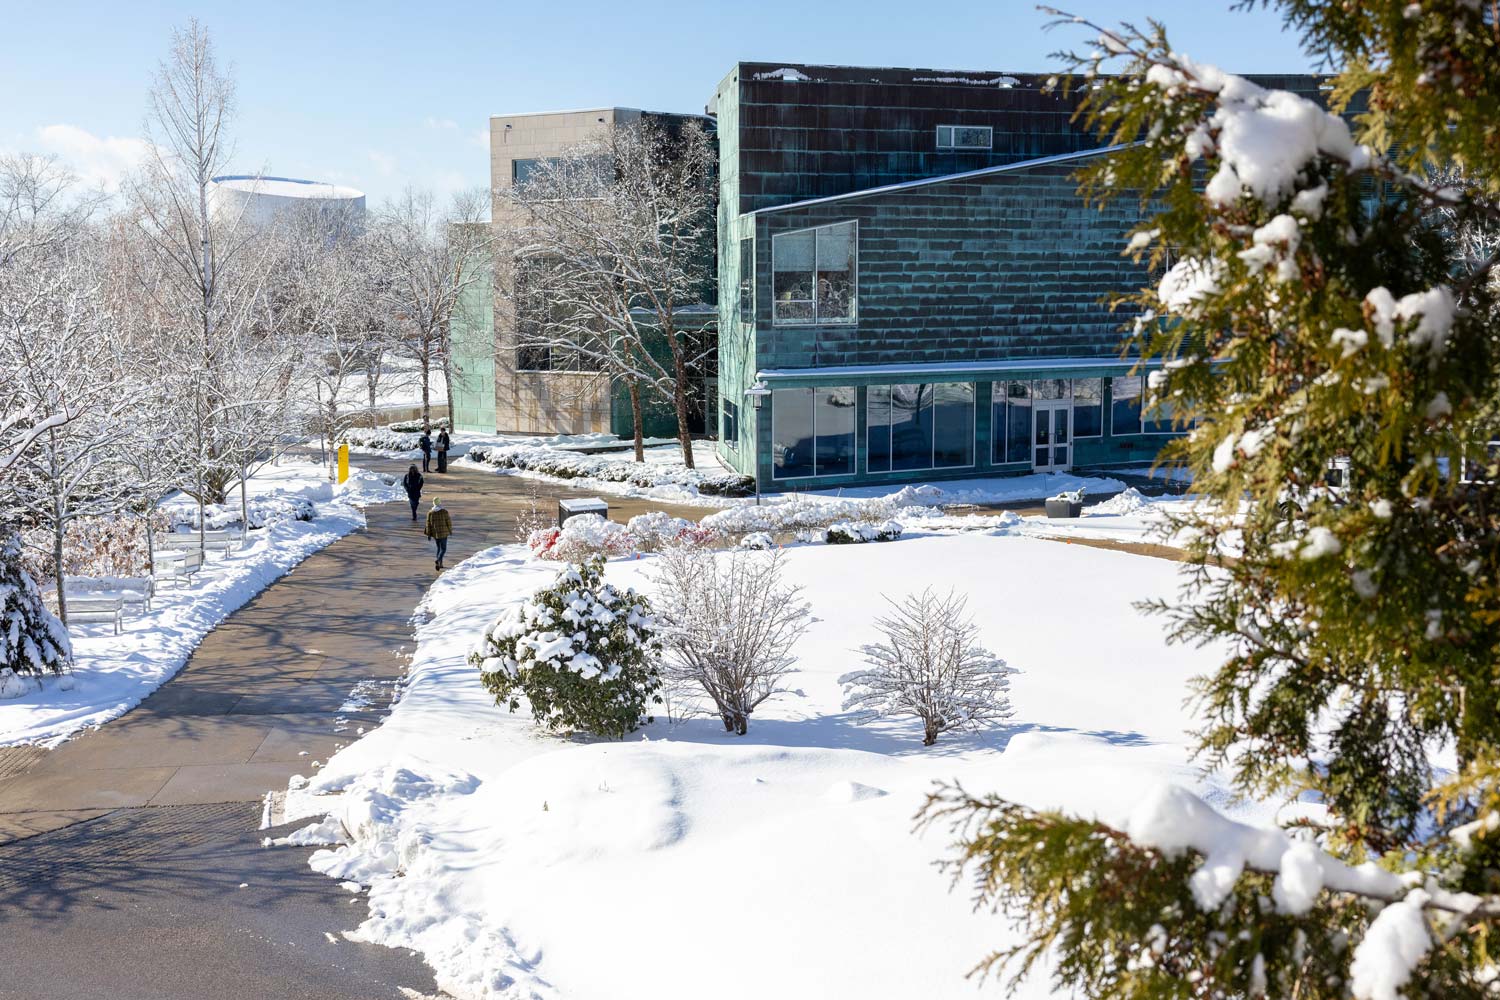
770 385 856 479
773 221 857 325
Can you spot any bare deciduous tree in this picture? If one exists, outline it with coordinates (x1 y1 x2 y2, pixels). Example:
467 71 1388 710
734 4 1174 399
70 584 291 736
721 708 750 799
507 118 717 464
2 243 137 625
839 589 1015 746
652 546 810 734
128 18 292 534
370 187 492 428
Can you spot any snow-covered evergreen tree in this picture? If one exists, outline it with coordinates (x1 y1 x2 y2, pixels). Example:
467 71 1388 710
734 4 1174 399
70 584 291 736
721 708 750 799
923 5 1500 998
469 556 662 739
840 588 1013 745
0 531 70 677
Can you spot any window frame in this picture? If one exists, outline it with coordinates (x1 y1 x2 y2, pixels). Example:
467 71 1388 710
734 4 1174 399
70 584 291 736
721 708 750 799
936 124 993 150
863 381 977 475
771 221 858 328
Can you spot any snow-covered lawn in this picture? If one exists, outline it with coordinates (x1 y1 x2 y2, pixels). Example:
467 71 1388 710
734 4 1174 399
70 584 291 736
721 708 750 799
0 460 402 748
277 530 1271 1000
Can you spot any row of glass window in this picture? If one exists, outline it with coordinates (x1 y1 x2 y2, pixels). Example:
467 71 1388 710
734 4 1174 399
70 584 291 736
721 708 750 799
767 377 1182 479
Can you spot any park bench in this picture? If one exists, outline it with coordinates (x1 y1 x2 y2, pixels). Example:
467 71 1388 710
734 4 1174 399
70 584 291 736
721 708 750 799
156 529 243 555
150 549 203 588
64 596 125 635
66 577 155 614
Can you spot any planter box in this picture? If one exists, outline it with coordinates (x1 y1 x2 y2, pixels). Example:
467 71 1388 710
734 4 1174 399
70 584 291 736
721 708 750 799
1044 499 1083 519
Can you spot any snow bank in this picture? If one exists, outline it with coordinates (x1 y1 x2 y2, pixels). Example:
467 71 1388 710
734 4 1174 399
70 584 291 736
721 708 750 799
0 460 392 747
277 533 1275 999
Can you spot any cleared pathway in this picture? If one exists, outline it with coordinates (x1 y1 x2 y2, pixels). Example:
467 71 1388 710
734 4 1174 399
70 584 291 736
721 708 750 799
0 458 715 1000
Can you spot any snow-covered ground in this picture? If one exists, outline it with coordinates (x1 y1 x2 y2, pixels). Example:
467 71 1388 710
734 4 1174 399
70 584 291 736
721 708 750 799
0 459 402 748
276 530 1272 1000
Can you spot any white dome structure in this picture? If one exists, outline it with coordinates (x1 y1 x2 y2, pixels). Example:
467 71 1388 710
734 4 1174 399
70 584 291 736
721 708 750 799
209 175 366 234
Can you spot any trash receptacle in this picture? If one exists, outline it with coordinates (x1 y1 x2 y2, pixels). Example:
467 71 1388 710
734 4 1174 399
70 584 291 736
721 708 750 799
558 497 609 526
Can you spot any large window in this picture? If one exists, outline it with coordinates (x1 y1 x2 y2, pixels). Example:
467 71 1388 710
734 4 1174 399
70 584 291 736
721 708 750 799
867 383 975 473
772 221 856 326
991 381 1035 464
771 386 856 479
511 155 611 194
1143 394 1189 435
1111 376 1143 435
1072 378 1103 438
936 125 993 150
513 257 602 373
738 238 754 323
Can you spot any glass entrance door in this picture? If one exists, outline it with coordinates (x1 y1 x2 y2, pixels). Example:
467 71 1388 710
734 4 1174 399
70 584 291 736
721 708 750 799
1033 403 1070 472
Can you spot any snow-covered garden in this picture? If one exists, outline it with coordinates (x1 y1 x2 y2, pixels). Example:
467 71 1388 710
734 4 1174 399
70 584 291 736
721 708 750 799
269 526 1261 999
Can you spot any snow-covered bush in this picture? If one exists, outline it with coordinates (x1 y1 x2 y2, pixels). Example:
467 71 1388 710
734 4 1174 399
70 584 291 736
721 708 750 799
468 556 662 738
652 546 810 734
825 520 903 545
840 588 1014 745
627 512 692 551
173 495 316 531
1046 488 1086 505
529 514 635 562
388 420 445 433
341 426 422 452
700 484 943 536
0 532 71 676
465 444 754 497
738 531 775 550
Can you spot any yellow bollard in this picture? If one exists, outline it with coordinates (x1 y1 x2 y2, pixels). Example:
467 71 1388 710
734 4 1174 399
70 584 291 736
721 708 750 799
337 443 349 485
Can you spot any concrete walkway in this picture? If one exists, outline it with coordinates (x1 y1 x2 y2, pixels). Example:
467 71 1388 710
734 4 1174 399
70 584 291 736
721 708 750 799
0 458 715 1000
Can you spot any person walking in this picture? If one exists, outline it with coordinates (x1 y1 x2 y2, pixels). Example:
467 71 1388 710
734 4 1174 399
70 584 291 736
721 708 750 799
424 498 453 571
401 464 424 521
418 427 433 473
435 427 451 474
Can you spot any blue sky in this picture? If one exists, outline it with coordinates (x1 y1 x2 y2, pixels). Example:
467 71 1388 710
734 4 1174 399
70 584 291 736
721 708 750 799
3 0 1314 209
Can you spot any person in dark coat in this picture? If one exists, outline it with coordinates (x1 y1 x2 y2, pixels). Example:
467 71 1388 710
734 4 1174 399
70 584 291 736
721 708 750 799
424 498 453 570
418 428 433 473
435 428 451 473
401 465 424 521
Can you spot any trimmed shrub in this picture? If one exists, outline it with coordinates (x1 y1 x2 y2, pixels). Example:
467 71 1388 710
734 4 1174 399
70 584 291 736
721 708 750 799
825 521 904 545
466 444 755 499
696 473 756 498
468 557 662 738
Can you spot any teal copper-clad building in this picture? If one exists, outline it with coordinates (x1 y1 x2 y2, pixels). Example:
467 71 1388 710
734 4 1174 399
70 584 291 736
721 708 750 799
710 63 1322 488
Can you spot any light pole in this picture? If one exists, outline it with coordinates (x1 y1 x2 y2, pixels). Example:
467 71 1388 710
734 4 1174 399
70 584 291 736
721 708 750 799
743 380 771 506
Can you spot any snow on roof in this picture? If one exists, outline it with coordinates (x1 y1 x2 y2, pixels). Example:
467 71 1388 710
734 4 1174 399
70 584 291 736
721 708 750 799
756 356 1161 382
749 145 1130 216
211 175 364 200
752 68 812 82
911 75 1022 87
